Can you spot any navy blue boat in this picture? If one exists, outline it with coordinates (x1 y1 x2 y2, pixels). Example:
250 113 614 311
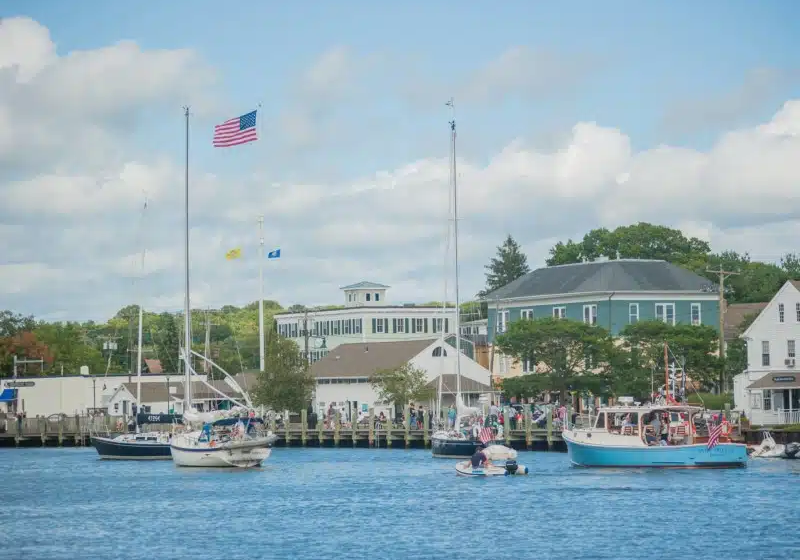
91 432 172 460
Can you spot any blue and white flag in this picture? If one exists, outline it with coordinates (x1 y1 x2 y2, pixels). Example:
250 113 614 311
267 249 281 259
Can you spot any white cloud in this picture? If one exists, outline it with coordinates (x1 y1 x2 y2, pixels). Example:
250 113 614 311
3 18 800 321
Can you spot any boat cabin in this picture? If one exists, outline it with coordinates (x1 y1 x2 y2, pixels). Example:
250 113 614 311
590 405 727 447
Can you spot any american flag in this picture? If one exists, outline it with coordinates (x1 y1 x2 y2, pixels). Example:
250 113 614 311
707 422 724 450
479 427 494 445
213 110 258 147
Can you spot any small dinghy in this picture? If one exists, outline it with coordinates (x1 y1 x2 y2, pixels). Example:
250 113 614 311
455 458 529 477
749 431 800 459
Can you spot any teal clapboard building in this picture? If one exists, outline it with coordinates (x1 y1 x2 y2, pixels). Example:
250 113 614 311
485 259 720 343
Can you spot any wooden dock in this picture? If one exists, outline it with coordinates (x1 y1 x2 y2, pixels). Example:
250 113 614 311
0 407 567 451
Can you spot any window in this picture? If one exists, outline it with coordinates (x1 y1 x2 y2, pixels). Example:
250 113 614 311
796 302 800 322
789 339 796 359
553 306 566 319
432 346 447 357
348 293 352 302
375 293 380 302
749 392 762 409
629 303 639 324
691 303 701 326
394 318 405 333
497 310 509 333
374 318 384 333
583 305 597 326
521 356 534 373
521 309 534 320
366 293 371 302
343 320 351 335
414 318 425 332
499 356 507 375
779 303 785 323
763 390 772 411
354 319 362 334
762 341 770 366
655 303 675 325
432 318 444 333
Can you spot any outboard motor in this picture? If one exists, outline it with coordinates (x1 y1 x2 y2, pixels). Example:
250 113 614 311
785 442 800 459
504 458 529 476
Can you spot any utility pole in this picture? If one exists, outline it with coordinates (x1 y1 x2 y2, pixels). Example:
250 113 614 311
706 266 740 391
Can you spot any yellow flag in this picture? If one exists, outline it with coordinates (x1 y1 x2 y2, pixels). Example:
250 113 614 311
225 247 242 260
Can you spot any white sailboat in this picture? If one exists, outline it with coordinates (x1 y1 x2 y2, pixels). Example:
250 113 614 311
169 107 275 468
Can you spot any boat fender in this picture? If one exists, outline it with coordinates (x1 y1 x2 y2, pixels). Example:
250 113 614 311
115 420 123 431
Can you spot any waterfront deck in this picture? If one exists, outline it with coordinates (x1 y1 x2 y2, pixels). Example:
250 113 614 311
0 412 567 451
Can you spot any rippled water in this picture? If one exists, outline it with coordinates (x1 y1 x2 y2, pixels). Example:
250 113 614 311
1 447 798 559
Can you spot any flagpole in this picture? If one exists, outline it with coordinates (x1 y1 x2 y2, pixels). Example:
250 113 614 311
258 215 265 372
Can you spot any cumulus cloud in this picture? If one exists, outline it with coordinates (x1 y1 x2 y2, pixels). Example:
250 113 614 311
2 17 800 321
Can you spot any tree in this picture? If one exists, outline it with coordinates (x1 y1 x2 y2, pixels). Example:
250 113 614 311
495 317 616 401
546 223 711 267
0 331 53 375
252 334 315 412
370 363 434 408
618 321 722 391
481 234 530 296
781 252 800 279
153 313 181 373
34 322 105 374
0 310 38 373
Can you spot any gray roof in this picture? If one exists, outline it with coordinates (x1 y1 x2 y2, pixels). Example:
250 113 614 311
340 281 390 290
724 302 768 341
427 374 491 394
486 259 716 300
311 339 436 378
122 380 243 403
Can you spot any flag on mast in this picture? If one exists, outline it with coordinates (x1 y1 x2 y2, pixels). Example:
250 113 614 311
225 248 242 260
213 110 258 147
267 249 281 259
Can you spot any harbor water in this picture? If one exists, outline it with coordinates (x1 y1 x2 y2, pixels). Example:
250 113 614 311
1 447 798 559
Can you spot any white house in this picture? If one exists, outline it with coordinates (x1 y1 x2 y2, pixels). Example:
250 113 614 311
106 379 245 418
309 338 493 420
733 280 800 426
274 281 457 363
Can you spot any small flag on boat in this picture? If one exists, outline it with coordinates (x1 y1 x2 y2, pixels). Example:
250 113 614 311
213 110 258 147
225 247 242 260
707 422 724 450
267 249 281 259
479 427 494 444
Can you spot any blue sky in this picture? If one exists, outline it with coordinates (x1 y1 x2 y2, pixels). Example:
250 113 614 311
2 2 800 319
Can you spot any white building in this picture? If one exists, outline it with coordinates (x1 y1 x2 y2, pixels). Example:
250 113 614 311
106 379 245 417
309 338 493 420
0 372 204 418
733 280 800 426
275 281 457 363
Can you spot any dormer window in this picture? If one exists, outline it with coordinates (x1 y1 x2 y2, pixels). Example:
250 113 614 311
366 293 371 301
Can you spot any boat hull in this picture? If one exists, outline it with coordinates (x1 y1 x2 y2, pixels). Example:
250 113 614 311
170 437 272 468
564 435 748 469
432 437 494 458
91 436 172 460
455 461 528 477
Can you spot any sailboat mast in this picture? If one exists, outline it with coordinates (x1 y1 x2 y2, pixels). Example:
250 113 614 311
136 304 143 431
183 106 193 411
448 98 462 402
258 215 265 372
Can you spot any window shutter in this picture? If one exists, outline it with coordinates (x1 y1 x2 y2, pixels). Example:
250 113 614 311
411 319 416 333
372 318 377 333
392 318 397 333
445 318 449 333
405 318 409 333
383 318 389 333
424 318 428 333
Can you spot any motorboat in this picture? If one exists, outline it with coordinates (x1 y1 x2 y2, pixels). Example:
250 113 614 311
562 403 748 469
455 458 528 477
749 431 800 459
170 413 277 468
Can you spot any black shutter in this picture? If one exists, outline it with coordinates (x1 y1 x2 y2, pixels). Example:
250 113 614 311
372 318 377 333
424 318 428 333
405 318 409 333
445 318 449 333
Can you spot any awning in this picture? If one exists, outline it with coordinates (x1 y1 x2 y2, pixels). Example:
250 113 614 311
0 388 17 402
747 374 800 390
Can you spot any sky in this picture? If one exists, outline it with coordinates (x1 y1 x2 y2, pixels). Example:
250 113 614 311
1 1 800 321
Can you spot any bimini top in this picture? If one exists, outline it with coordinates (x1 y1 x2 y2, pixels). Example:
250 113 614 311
597 404 704 414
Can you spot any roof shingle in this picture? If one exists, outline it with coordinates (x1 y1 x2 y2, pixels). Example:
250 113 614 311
311 339 436 378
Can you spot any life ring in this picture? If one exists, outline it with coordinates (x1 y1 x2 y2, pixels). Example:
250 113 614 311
721 421 732 437
209 440 216 447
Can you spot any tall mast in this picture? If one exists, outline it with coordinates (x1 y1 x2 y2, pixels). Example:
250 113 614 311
447 98 462 403
258 215 265 372
135 197 146 433
183 106 193 411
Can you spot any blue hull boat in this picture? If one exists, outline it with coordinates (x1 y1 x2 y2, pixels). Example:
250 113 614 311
564 437 748 468
91 434 172 460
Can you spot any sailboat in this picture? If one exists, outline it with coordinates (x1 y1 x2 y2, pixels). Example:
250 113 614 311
431 99 505 459
91 202 174 460
169 107 276 468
